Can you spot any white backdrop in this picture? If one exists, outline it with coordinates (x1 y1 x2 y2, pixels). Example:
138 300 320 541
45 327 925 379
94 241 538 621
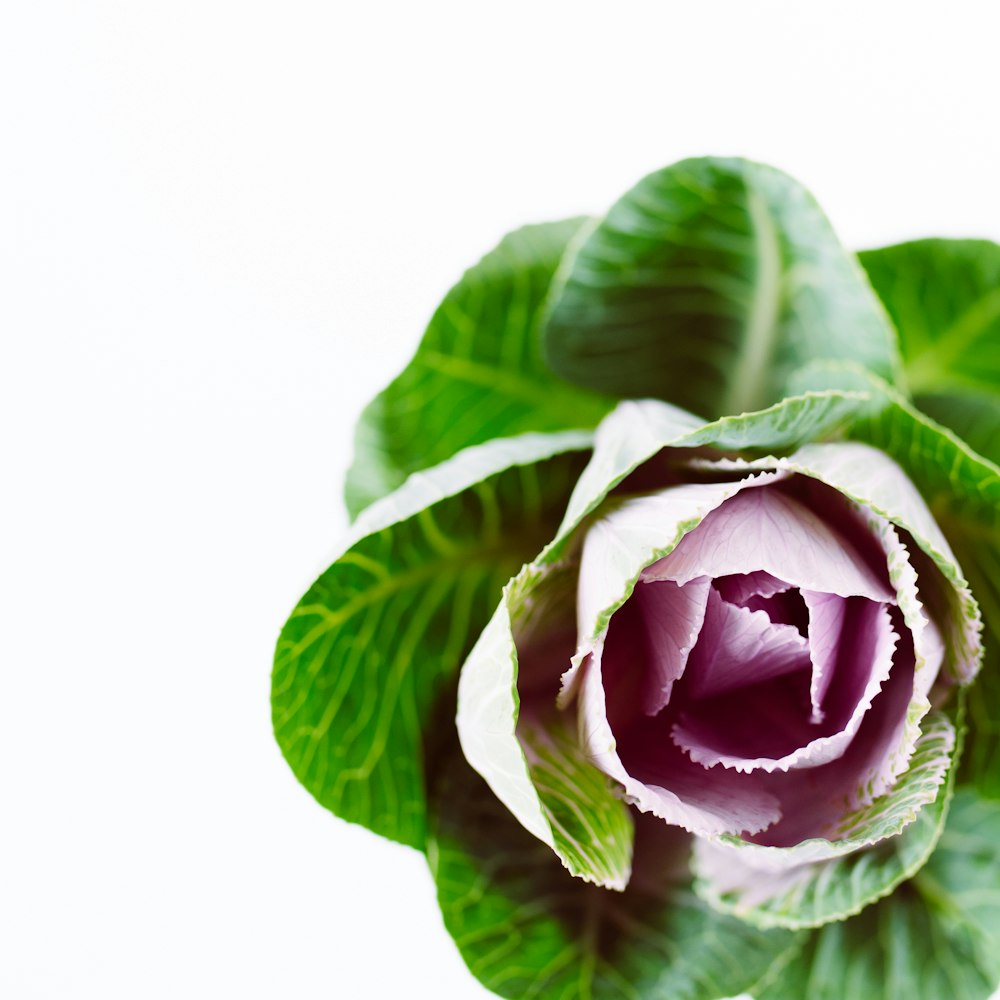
3 3 999 998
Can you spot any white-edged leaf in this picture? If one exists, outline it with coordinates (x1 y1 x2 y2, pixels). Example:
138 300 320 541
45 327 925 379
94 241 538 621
544 391 869 565
706 423 985 691
693 707 959 929
457 560 634 889
789 362 998 796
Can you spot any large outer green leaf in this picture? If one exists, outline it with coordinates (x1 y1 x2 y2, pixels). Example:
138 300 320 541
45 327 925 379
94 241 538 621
428 749 801 1000
272 431 590 849
344 219 614 518
542 157 900 418
858 238 1000 465
755 789 1000 1000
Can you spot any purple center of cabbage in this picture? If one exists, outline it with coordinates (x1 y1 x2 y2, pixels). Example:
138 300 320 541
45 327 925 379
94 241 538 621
589 478 920 846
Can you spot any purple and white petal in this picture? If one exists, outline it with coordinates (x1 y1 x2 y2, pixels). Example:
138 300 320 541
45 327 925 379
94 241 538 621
574 471 789 645
633 577 712 715
800 590 847 722
643 486 894 603
578 642 781 837
562 469 787 707
672 602 898 774
682 588 810 701
713 571 792 605
751 643 917 846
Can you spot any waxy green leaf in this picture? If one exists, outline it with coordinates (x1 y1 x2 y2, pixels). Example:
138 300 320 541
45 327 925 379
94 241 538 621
344 220 614 518
428 750 802 1000
543 157 900 418
756 789 1000 1000
859 238 1000 466
273 431 590 848
952 532 1000 800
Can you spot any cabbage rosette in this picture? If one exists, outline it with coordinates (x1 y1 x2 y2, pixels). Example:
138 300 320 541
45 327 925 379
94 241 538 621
458 401 980 929
274 158 1000 1000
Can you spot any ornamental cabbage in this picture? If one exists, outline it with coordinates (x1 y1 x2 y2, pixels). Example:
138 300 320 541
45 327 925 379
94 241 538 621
274 158 1000 1000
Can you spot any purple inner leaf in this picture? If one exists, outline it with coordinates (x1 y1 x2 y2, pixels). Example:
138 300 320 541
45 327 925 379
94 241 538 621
801 589 848 721
671 667 817 764
613 714 782 836
633 577 711 715
681 588 810 700
714 571 791 605
751 632 917 845
571 473 931 842
642 484 895 603
670 598 896 772
741 589 810 635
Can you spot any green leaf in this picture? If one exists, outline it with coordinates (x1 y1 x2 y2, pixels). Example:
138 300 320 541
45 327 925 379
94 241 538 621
913 390 1000 470
756 788 1000 1000
521 712 634 890
693 708 960 930
344 219 615 518
859 239 1000 464
542 157 900 418
272 431 590 849
457 560 634 889
952 532 1000 799
428 748 802 1000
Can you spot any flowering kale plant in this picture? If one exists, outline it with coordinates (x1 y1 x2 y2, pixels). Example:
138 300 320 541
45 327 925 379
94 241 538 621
273 158 1000 999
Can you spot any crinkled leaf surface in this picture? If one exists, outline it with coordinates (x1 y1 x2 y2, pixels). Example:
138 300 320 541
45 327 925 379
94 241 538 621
543 157 899 418
545 393 929 645
693 708 959 930
272 431 589 848
859 238 1000 466
344 219 614 518
755 789 1000 1000
545 390 869 566
428 748 802 1000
